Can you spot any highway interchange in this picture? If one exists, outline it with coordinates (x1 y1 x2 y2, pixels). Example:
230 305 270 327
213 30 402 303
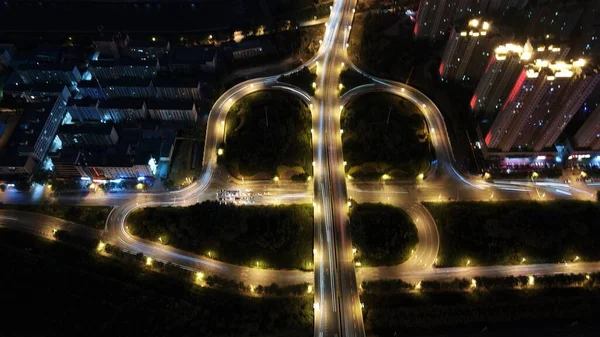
2 1 600 336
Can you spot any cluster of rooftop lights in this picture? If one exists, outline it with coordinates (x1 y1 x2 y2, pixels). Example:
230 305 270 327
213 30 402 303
526 58 587 79
459 19 490 37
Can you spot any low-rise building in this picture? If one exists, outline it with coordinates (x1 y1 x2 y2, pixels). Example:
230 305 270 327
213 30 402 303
93 33 130 59
123 39 170 60
57 123 119 148
0 44 16 70
88 58 159 80
77 78 155 99
3 83 71 103
165 46 218 74
66 98 101 122
146 100 197 122
97 99 148 122
153 77 203 101
16 63 82 86
0 98 67 175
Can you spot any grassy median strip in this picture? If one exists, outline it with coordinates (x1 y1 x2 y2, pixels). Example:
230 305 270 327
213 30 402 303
1 228 313 337
424 200 600 267
0 204 112 229
127 201 314 270
349 203 418 266
342 92 433 181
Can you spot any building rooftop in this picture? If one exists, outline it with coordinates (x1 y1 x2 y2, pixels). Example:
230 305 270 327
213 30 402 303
3 82 68 93
89 58 159 68
78 78 153 88
146 100 194 110
168 46 216 64
67 97 99 108
17 62 79 72
98 98 146 110
152 77 201 88
58 122 115 136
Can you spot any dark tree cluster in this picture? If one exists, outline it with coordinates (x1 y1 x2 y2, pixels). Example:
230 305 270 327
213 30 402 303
356 12 440 82
127 201 314 269
425 200 600 267
279 66 317 95
0 204 112 230
342 93 433 179
349 203 418 266
224 92 312 178
361 287 600 335
1 229 313 337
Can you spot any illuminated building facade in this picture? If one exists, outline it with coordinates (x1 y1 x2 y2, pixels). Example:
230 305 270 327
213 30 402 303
440 19 492 82
471 41 533 117
573 105 600 150
485 59 600 152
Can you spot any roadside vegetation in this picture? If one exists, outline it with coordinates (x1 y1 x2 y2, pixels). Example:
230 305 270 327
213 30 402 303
342 92 433 180
339 68 371 96
0 204 112 229
1 229 313 337
223 91 312 180
350 12 440 83
164 139 202 189
424 200 600 267
361 274 600 336
278 66 317 95
349 203 418 266
127 201 314 270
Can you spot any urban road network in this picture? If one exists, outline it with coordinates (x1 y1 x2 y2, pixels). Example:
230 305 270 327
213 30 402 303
2 1 600 336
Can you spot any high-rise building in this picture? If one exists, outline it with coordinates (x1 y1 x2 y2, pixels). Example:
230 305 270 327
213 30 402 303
485 59 600 153
414 0 491 40
573 105 600 150
440 19 493 83
414 0 457 40
471 41 533 117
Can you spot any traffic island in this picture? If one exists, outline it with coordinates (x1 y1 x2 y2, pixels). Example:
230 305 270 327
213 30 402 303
341 92 434 181
349 203 418 266
127 201 314 270
424 200 600 267
222 91 312 181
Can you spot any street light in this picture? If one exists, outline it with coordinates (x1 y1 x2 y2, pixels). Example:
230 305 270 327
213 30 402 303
528 275 535 286
382 174 391 180
97 241 106 252
196 272 204 280
146 257 153 266
273 176 279 182
217 148 224 156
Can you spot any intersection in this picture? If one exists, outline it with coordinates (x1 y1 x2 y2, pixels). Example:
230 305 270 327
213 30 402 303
2 1 600 337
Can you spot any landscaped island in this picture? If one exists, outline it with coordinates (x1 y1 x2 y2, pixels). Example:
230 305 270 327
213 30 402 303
425 200 600 267
127 201 314 270
342 92 433 180
222 91 312 181
349 203 418 266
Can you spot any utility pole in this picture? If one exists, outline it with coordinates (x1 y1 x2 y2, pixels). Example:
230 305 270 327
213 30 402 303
264 106 269 127
386 106 391 125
